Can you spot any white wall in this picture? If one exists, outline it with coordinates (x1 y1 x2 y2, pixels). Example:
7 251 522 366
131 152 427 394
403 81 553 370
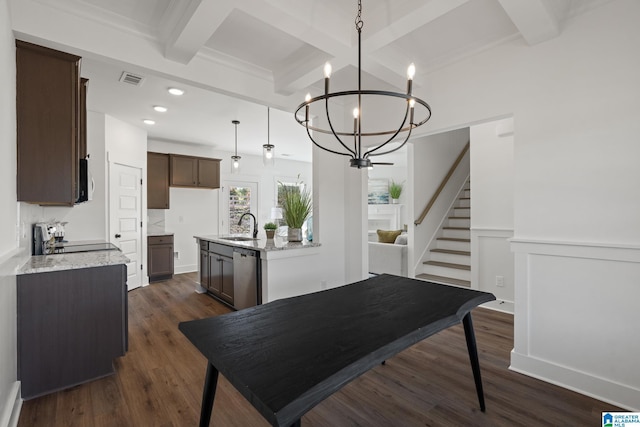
147 138 312 274
470 118 515 307
419 0 640 409
410 129 469 275
0 0 21 424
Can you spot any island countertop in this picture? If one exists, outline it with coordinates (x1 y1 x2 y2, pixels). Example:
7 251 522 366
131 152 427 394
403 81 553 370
18 250 130 275
194 235 320 257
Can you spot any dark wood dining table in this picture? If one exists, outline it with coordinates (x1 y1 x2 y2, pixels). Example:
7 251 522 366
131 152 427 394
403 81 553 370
179 274 496 427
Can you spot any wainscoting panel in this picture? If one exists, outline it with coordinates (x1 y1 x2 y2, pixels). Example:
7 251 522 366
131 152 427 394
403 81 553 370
471 228 514 313
510 239 640 410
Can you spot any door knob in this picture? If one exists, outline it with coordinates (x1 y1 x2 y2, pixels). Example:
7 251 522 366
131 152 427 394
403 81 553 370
115 233 121 238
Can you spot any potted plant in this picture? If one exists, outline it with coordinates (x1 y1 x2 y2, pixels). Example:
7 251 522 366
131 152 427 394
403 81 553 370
279 180 312 242
264 222 277 239
389 180 403 204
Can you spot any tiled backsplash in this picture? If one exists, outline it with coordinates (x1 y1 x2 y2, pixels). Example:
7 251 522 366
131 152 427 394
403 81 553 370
147 209 166 234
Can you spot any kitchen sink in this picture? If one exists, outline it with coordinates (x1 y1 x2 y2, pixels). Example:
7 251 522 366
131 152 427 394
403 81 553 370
219 236 258 242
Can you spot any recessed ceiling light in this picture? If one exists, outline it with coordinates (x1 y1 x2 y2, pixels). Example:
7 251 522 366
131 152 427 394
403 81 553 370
143 119 156 125
168 87 184 96
153 105 168 113
281 153 291 157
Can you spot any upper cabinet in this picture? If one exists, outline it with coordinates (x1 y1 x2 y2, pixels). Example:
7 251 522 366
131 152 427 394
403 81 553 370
16 40 86 206
196 158 221 188
147 152 170 209
170 154 220 189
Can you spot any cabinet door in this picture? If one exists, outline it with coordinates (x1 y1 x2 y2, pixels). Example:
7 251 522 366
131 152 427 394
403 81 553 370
148 243 174 277
197 158 220 188
209 255 222 295
16 40 81 205
170 154 198 187
147 152 170 209
200 250 210 289
220 255 234 304
78 78 88 160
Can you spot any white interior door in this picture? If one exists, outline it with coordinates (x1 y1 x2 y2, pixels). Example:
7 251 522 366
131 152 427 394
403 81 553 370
109 163 142 291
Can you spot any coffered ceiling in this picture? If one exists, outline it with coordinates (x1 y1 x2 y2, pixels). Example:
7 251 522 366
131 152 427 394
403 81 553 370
9 0 612 161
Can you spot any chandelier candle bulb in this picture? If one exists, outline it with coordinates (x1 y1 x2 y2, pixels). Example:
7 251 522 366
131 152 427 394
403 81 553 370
324 62 332 79
407 63 416 80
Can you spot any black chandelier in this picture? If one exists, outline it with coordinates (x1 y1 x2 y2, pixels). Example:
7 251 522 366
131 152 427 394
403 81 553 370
295 0 431 169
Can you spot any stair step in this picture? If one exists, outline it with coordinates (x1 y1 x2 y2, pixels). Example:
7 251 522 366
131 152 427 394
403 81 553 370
431 248 470 256
437 237 470 242
416 274 471 288
449 216 470 220
459 197 470 200
422 260 471 271
443 227 469 230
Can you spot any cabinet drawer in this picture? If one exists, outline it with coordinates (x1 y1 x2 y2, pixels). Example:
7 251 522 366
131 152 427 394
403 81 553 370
148 235 174 245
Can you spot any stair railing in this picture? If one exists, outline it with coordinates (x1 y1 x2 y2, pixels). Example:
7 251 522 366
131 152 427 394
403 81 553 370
415 141 470 225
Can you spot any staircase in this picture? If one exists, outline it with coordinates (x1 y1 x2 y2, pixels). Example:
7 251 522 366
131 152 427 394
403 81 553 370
417 180 471 287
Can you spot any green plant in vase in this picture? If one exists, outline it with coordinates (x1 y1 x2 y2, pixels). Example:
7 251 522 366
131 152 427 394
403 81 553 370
389 180 403 203
279 180 312 242
264 222 277 239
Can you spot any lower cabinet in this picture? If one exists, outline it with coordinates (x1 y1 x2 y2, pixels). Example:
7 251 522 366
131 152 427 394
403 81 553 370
17 264 128 400
199 241 234 306
148 234 174 282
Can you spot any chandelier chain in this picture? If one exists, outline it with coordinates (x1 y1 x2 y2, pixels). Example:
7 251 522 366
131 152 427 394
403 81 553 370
355 0 363 31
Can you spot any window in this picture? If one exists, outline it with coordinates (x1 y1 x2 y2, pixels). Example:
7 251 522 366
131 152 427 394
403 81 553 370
222 181 258 235
229 185 252 234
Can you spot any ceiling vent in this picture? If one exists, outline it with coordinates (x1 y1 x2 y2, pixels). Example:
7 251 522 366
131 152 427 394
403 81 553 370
119 71 144 86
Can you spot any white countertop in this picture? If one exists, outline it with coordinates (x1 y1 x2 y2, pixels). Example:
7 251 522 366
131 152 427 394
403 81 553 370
18 250 130 275
195 235 321 254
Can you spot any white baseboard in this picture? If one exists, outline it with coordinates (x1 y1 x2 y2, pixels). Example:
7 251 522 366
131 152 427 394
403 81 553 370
0 382 22 427
174 264 196 275
510 350 640 411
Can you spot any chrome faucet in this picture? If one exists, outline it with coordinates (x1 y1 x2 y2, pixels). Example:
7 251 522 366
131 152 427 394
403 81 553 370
238 212 258 239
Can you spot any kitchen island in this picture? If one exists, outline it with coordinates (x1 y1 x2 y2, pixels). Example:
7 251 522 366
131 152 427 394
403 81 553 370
17 249 129 399
194 235 321 307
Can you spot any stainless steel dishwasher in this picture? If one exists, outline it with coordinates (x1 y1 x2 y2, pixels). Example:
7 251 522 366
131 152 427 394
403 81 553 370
232 247 260 310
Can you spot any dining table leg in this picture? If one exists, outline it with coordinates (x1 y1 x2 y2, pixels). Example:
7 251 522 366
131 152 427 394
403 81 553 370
462 312 486 412
199 362 219 427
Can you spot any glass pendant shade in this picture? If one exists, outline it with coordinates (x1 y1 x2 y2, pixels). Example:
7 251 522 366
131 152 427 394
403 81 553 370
263 144 275 166
231 155 241 174
263 107 275 167
231 120 241 174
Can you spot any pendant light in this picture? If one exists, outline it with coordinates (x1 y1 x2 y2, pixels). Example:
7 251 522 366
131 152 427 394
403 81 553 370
294 0 431 169
263 107 275 166
231 120 241 174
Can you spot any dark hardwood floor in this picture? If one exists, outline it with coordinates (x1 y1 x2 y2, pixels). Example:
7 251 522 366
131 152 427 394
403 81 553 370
18 273 620 426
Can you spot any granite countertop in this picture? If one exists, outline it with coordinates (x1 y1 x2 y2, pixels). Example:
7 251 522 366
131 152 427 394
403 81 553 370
18 250 130 275
148 231 174 237
195 235 321 253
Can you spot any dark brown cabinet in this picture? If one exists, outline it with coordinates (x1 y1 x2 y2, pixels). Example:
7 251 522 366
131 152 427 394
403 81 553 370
16 40 85 206
148 235 174 282
199 241 234 305
197 157 221 188
17 264 128 399
170 154 220 189
147 152 170 209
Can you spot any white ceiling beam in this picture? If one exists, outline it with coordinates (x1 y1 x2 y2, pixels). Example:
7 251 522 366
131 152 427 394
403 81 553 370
497 0 569 46
363 0 470 53
164 0 234 64
235 1 353 95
